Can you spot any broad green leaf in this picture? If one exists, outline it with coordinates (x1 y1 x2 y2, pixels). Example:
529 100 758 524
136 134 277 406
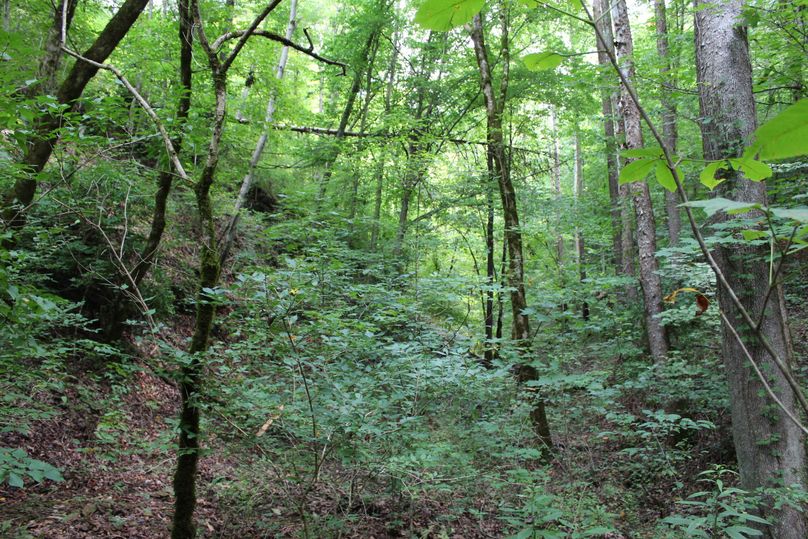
741 229 768 241
414 0 485 31
8 472 24 488
654 161 677 192
724 525 763 538
700 161 728 190
750 98 808 160
523 52 563 71
619 158 657 184
682 197 760 217
770 207 808 223
728 157 773 181
622 146 663 159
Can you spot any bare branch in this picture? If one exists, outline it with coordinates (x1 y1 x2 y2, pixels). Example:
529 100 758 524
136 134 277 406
213 29 347 74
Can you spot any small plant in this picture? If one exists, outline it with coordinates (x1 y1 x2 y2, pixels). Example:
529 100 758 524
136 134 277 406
660 466 769 538
0 447 63 488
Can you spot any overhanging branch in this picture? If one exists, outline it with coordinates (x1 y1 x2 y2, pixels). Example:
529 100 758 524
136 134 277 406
214 29 346 74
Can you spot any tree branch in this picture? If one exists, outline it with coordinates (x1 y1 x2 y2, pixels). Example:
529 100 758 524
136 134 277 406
214 28 347 75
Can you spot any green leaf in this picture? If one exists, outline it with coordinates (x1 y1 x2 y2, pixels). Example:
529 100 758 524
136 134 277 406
700 161 728 190
619 158 657 184
654 161 677 192
8 472 24 488
724 525 764 538
414 0 485 31
741 229 768 241
770 207 808 223
750 98 808 160
523 52 563 71
728 157 773 181
682 197 760 217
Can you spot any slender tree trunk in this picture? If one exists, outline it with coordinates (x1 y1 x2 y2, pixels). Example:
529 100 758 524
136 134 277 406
593 0 622 272
33 0 79 97
613 0 669 360
469 11 551 449
218 0 298 265
171 2 281 534
655 0 681 245
2 0 9 32
1 0 150 233
484 153 495 367
573 128 588 320
695 0 807 535
550 109 564 265
608 2 637 295
131 0 193 286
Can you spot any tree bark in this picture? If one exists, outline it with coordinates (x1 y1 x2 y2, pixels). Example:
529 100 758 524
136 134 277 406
1 0 150 233
695 0 807 535
613 0 669 361
654 0 681 245
469 11 551 449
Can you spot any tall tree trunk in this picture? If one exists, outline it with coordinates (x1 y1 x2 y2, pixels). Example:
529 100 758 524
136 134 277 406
654 0 681 245
171 1 281 534
33 0 79 97
593 0 622 272
613 0 669 360
695 0 807 535
550 109 564 266
2 0 9 32
484 153 496 366
573 128 588 320
609 3 637 296
469 11 551 449
1 0 150 233
131 0 193 286
218 0 298 265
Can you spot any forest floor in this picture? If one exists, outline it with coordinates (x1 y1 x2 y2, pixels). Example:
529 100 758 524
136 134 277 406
2 247 804 538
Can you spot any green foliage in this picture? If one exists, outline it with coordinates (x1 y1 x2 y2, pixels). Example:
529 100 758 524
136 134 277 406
660 467 769 539
523 52 564 71
414 0 485 31
0 447 63 488
747 98 808 160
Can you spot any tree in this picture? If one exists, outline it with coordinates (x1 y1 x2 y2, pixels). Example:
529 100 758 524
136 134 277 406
469 8 552 449
612 0 669 360
1 0 150 233
654 0 681 245
694 0 807 534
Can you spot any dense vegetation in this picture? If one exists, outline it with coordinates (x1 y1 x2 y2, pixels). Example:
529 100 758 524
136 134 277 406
0 0 806 537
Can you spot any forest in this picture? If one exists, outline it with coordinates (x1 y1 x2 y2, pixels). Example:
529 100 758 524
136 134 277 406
0 0 806 537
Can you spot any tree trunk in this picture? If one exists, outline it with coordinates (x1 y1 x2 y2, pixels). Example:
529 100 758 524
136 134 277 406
484 153 495 367
613 0 669 361
131 0 193 286
469 11 551 449
593 0 622 272
1 0 150 233
695 0 807 535
550 109 564 266
573 128 588 320
218 0 298 265
654 0 681 245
